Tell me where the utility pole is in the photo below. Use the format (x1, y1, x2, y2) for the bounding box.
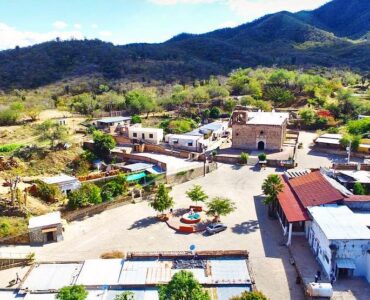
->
(347, 140, 352, 163)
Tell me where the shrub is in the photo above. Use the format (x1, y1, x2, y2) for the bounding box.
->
(240, 152, 249, 164)
(327, 127, 339, 134)
(264, 87, 294, 104)
(230, 291, 267, 300)
(101, 181, 124, 202)
(56, 285, 88, 300)
(36, 181, 63, 203)
(353, 182, 366, 195)
(100, 250, 125, 259)
(258, 153, 267, 161)
(92, 131, 116, 159)
(0, 108, 21, 126)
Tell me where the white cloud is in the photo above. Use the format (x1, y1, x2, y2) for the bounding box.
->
(99, 30, 113, 37)
(52, 20, 68, 30)
(149, 0, 217, 4)
(0, 22, 84, 50)
(226, 0, 330, 20)
(74, 23, 82, 29)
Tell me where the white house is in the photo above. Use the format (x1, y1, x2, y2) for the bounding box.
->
(128, 126, 164, 144)
(42, 174, 81, 195)
(165, 134, 207, 152)
(307, 205, 370, 282)
(188, 121, 229, 141)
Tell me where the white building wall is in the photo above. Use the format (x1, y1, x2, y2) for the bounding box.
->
(129, 128, 164, 144)
(308, 219, 370, 280)
(366, 253, 370, 283)
(165, 135, 203, 152)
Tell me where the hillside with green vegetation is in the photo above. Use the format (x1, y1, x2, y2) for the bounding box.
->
(0, 0, 369, 90)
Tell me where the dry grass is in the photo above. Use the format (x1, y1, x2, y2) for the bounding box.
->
(100, 250, 125, 259)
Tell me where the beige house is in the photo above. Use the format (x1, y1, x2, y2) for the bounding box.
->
(231, 109, 289, 151)
(28, 212, 63, 244)
(128, 126, 164, 144)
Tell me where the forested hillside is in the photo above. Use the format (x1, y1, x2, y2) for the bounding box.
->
(0, 0, 369, 90)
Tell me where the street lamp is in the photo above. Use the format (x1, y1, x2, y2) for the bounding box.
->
(346, 140, 352, 163)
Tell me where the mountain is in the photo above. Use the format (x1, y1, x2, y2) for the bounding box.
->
(0, 0, 369, 90)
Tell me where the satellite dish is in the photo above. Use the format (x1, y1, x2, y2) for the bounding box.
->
(189, 244, 196, 251)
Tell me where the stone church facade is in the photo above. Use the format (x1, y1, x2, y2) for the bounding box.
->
(231, 109, 289, 151)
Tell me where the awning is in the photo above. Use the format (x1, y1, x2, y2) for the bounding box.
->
(41, 227, 57, 233)
(336, 258, 356, 269)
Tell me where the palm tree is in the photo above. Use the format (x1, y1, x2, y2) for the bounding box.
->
(206, 197, 235, 222)
(261, 174, 284, 217)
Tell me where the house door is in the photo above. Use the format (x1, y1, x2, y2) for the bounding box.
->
(46, 232, 54, 242)
(258, 141, 265, 150)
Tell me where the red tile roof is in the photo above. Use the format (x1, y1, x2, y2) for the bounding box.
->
(344, 195, 370, 202)
(288, 171, 344, 207)
(277, 175, 310, 222)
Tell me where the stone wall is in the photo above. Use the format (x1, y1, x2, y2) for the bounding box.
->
(166, 162, 217, 185)
(232, 124, 285, 150)
(29, 224, 63, 245)
(0, 232, 30, 245)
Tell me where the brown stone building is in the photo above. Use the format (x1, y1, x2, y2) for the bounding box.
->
(231, 109, 289, 151)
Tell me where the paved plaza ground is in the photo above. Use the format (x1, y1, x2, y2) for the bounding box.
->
(0, 131, 366, 299)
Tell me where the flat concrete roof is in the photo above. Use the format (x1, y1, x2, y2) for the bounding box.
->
(246, 111, 289, 126)
(42, 174, 78, 185)
(28, 212, 62, 229)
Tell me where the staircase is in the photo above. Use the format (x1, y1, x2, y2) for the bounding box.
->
(247, 156, 259, 166)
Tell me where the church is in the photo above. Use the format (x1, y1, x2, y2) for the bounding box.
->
(231, 108, 289, 151)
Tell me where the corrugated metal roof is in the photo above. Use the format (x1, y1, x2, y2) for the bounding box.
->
(217, 286, 251, 300)
(119, 260, 160, 285)
(24, 293, 57, 300)
(106, 289, 159, 300)
(97, 117, 131, 123)
(308, 205, 370, 240)
(22, 263, 82, 291)
(76, 259, 124, 286)
(28, 212, 62, 229)
(315, 137, 341, 145)
(277, 175, 310, 223)
(289, 171, 344, 207)
(209, 259, 251, 285)
(0, 291, 20, 300)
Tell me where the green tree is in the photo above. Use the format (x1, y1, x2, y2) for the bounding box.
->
(36, 120, 69, 148)
(36, 181, 63, 203)
(206, 197, 235, 222)
(158, 270, 210, 300)
(269, 69, 296, 87)
(224, 99, 237, 113)
(150, 183, 174, 214)
(299, 108, 316, 127)
(68, 183, 102, 209)
(101, 181, 124, 202)
(262, 174, 284, 217)
(230, 291, 267, 300)
(247, 78, 263, 98)
(56, 285, 88, 300)
(347, 118, 370, 135)
(353, 182, 366, 195)
(114, 291, 135, 300)
(125, 90, 156, 117)
(0, 108, 21, 126)
(228, 68, 251, 95)
(209, 107, 220, 119)
(92, 131, 116, 159)
(186, 185, 208, 205)
(340, 134, 360, 151)
(70, 93, 99, 115)
(264, 87, 294, 105)
(131, 115, 142, 124)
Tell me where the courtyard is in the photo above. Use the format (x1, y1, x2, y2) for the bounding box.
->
(0, 131, 364, 299)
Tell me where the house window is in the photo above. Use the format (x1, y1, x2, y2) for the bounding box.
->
(142, 133, 145, 139)
(133, 133, 137, 137)
(149, 134, 154, 138)
(173, 140, 179, 144)
(188, 142, 193, 146)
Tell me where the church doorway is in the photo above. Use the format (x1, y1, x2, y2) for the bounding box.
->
(258, 141, 265, 150)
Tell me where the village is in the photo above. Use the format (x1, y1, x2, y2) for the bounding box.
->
(0, 95, 370, 300)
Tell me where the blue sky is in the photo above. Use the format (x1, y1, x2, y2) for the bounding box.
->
(0, 0, 330, 49)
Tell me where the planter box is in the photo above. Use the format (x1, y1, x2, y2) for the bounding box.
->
(179, 226, 194, 233)
(189, 205, 203, 212)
